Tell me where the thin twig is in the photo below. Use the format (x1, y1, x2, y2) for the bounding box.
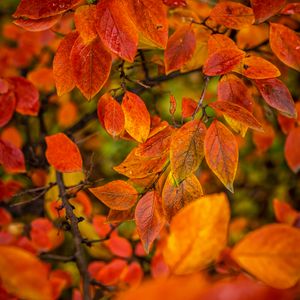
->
(56, 171, 91, 300)
(192, 76, 210, 119)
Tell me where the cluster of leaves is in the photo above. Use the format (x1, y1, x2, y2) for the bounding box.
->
(0, 0, 300, 299)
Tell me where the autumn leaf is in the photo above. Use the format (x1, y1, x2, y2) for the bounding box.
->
(163, 0, 187, 8)
(89, 180, 138, 210)
(0, 245, 52, 300)
(107, 231, 133, 258)
(70, 36, 112, 99)
(126, 0, 168, 49)
(182, 97, 198, 119)
(209, 2, 254, 30)
(281, 3, 300, 15)
(53, 31, 78, 96)
(0, 139, 25, 173)
(122, 92, 150, 143)
(250, 0, 286, 23)
(103, 96, 125, 138)
(0, 91, 16, 127)
(163, 193, 230, 274)
(204, 120, 238, 192)
(232, 223, 300, 289)
(236, 56, 281, 79)
(135, 191, 165, 253)
(207, 34, 239, 56)
(96, 0, 138, 62)
(8, 76, 40, 116)
(273, 199, 299, 226)
(13, 15, 60, 32)
(170, 120, 206, 184)
(162, 172, 203, 221)
(209, 101, 263, 131)
(254, 78, 296, 118)
(114, 148, 168, 179)
(74, 5, 97, 44)
(13, 0, 81, 19)
(45, 133, 82, 173)
(164, 25, 196, 74)
(284, 127, 300, 173)
(270, 23, 300, 72)
(203, 48, 245, 76)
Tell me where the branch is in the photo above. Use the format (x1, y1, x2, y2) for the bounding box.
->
(56, 171, 91, 300)
(192, 76, 210, 119)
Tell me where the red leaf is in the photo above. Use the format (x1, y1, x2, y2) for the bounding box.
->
(135, 191, 165, 253)
(45, 133, 82, 172)
(53, 31, 78, 96)
(0, 139, 25, 173)
(254, 78, 296, 118)
(122, 92, 150, 143)
(270, 23, 300, 72)
(281, 3, 300, 15)
(163, 0, 187, 8)
(169, 94, 177, 116)
(13, 15, 60, 32)
(284, 127, 300, 173)
(209, 2, 254, 30)
(207, 34, 238, 56)
(250, 0, 286, 23)
(0, 91, 16, 127)
(103, 97, 125, 138)
(203, 48, 245, 76)
(107, 231, 132, 258)
(182, 97, 197, 118)
(8, 77, 40, 116)
(13, 0, 81, 19)
(74, 5, 97, 44)
(96, 0, 138, 62)
(70, 36, 112, 99)
(164, 25, 196, 74)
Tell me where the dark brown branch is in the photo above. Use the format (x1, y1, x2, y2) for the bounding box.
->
(192, 76, 210, 119)
(56, 171, 91, 300)
(39, 253, 75, 262)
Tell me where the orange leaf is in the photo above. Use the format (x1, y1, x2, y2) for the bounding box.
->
(13, 0, 81, 19)
(0, 246, 52, 300)
(122, 92, 150, 143)
(163, 193, 230, 274)
(102, 97, 125, 138)
(0, 78, 9, 94)
(169, 94, 177, 116)
(74, 5, 98, 44)
(70, 36, 112, 99)
(232, 224, 300, 289)
(203, 48, 245, 76)
(0, 126, 23, 148)
(207, 34, 238, 56)
(250, 0, 286, 23)
(53, 31, 78, 96)
(204, 120, 238, 192)
(127, 0, 168, 49)
(170, 120, 206, 184)
(13, 15, 60, 32)
(89, 180, 138, 210)
(97, 93, 112, 128)
(8, 76, 40, 116)
(209, 2, 254, 30)
(135, 191, 165, 253)
(164, 25, 196, 74)
(162, 173, 203, 221)
(28, 67, 55, 93)
(209, 101, 262, 131)
(273, 199, 299, 226)
(254, 78, 296, 118)
(57, 101, 78, 128)
(0, 139, 25, 173)
(284, 127, 300, 173)
(135, 126, 173, 157)
(163, 0, 187, 8)
(0, 91, 15, 127)
(96, 0, 138, 62)
(236, 55, 281, 79)
(270, 23, 300, 72)
(45, 133, 82, 172)
(182, 97, 197, 118)
(114, 148, 168, 179)
(281, 3, 300, 15)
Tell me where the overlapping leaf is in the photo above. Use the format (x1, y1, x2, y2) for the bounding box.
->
(170, 120, 206, 184)
(0, 91, 15, 127)
(204, 120, 238, 192)
(284, 127, 300, 173)
(163, 193, 230, 274)
(250, 0, 286, 23)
